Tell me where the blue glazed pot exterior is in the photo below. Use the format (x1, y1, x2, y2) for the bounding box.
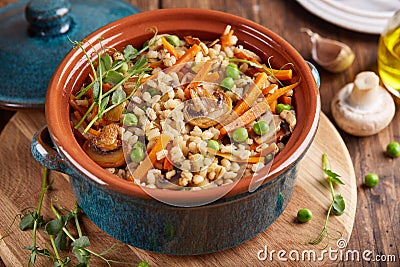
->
(69, 157, 297, 255)
(31, 125, 301, 255)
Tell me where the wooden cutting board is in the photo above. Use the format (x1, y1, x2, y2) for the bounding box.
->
(0, 111, 356, 267)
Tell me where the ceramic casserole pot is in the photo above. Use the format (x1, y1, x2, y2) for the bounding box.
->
(31, 8, 320, 255)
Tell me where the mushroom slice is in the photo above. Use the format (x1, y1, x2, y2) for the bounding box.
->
(83, 123, 125, 167)
(183, 86, 232, 128)
(331, 71, 395, 136)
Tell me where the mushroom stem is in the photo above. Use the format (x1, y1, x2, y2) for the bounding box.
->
(348, 71, 380, 109)
(331, 71, 395, 136)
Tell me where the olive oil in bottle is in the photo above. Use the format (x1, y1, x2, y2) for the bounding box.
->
(378, 10, 400, 92)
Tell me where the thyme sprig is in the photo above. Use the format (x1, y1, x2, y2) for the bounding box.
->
(307, 153, 346, 248)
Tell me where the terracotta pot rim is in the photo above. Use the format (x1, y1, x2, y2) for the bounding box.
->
(46, 8, 320, 202)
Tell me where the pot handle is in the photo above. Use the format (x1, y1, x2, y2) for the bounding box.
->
(306, 61, 320, 89)
(31, 125, 68, 174)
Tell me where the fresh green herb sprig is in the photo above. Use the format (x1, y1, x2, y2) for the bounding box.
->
(227, 57, 293, 86)
(18, 168, 149, 266)
(71, 28, 158, 134)
(307, 153, 346, 248)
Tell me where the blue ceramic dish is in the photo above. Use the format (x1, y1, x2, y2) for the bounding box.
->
(0, 0, 139, 109)
(31, 9, 320, 255)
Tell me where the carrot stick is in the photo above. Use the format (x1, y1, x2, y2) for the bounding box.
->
(132, 134, 171, 181)
(220, 29, 234, 48)
(233, 52, 292, 80)
(183, 60, 212, 99)
(233, 72, 268, 115)
(266, 81, 299, 106)
(161, 36, 179, 59)
(204, 72, 220, 83)
(163, 158, 174, 171)
(279, 95, 292, 106)
(88, 128, 101, 136)
(270, 99, 278, 114)
(220, 99, 269, 136)
(261, 84, 278, 96)
(164, 44, 201, 75)
(217, 72, 268, 132)
(212, 150, 264, 164)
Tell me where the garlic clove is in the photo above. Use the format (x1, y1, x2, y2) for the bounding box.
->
(301, 28, 355, 73)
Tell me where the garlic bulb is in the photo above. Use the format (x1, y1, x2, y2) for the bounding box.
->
(301, 28, 355, 73)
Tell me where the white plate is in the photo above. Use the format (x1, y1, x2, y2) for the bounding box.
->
(296, 0, 400, 34)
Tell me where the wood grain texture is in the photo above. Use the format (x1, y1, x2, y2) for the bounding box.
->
(0, 0, 399, 266)
(0, 111, 356, 266)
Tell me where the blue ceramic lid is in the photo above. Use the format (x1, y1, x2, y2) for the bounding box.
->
(0, 0, 139, 110)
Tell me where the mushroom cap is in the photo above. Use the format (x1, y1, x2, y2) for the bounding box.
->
(331, 82, 395, 136)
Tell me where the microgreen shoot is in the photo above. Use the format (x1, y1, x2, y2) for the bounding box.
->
(307, 153, 346, 248)
(70, 28, 157, 133)
(227, 57, 294, 86)
(18, 168, 149, 266)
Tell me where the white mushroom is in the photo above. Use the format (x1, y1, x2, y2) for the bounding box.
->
(331, 71, 395, 136)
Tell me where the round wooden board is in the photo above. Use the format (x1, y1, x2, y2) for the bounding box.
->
(0, 111, 356, 266)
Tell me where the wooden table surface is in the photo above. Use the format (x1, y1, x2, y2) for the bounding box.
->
(0, 0, 399, 266)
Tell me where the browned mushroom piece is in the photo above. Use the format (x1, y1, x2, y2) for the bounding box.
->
(82, 123, 125, 167)
(183, 85, 232, 128)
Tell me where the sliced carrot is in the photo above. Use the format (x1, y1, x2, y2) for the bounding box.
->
(88, 128, 101, 136)
(165, 44, 201, 74)
(213, 150, 264, 164)
(102, 83, 113, 93)
(220, 99, 269, 136)
(218, 72, 268, 132)
(233, 52, 293, 80)
(204, 71, 220, 83)
(148, 60, 164, 69)
(249, 142, 258, 152)
(253, 143, 277, 158)
(270, 99, 278, 114)
(220, 29, 234, 48)
(175, 44, 200, 65)
(266, 81, 299, 106)
(279, 95, 292, 106)
(132, 134, 171, 181)
(261, 84, 278, 97)
(161, 36, 179, 59)
(183, 60, 212, 99)
(163, 157, 174, 172)
(233, 72, 268, 115)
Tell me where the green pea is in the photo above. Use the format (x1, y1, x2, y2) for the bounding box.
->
(123, 113, 138, 126)
(364, 173, 379, 187)
(147, 88, 158, 97)
(207, 140, 220, 151)
(137, 261, 150, 267)
(130, 144, 145, 163)
(276, 103, 291, 114)
(265, 153, 273, 163)
(165, 35, 180, 47)
(232, 127, 248, 143)
(226, 63, 240, 79)
(386, 141, 400, 158)
(253, 120, 269, 135)
(220, 77, 235, 91)
(117, 62, 128, 73)
(297, 208, 312, 223)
